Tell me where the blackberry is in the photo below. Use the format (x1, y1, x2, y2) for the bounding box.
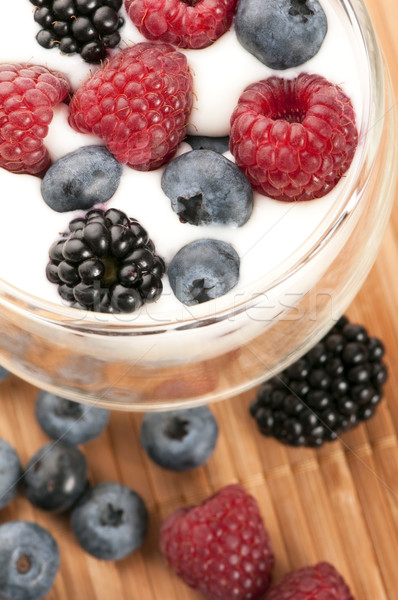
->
(46, 208, 165, 313)
(29, 0, 124, 64)
(250, 317, 388, 447)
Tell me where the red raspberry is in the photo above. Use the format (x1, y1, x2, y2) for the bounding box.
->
(69, 42, 193, 171)
(230, 73, 358, 201)
(265, 562, 355, 599)
(160, 484, 274, 600)
(0, 64, 70, 176)
(125, 0, 238, 50)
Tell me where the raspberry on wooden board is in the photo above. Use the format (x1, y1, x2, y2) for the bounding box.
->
(230, 73, 358, 201)
(68, 42, 193, 170)
(160, 484, 274, 600)
(265, 562, 355, 600)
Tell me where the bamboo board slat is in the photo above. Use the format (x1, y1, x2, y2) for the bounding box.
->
(1, 0, 398, 598)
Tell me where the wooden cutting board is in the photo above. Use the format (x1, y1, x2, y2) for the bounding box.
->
(1, 0, 398, 598)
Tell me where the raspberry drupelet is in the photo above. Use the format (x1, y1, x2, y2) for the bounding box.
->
(68, 42, 193, 171)
(230, 73, 358, 201)
(0, 63, 70, 176)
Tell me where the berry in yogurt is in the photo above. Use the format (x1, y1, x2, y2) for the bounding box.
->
(161, 149, 253, 226)
(230, 73, 358, 200)
(68, 41, 193, 171)
(235, 0, 328, 69)
(46, 207, 166, 313)
(124, 0, 239, 49)
(41, 145, 122, 212)
(167, 239, 240, 306)
(31, 0, 125, 64)
(0, 63, 69, 175)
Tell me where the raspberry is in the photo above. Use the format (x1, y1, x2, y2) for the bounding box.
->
(68, 42, 193, 170)
(124, 0, 238, 49)
(230, 73, 358, 201)
(250, 316, 388, 447)
(265, 562, 355, 599)
(160, 484, 274, 600)
(0, 64, 70, 176)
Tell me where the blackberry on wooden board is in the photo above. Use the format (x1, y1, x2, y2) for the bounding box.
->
(30, 0, 124, 63)
(46, 207, 165, 313)
(250, 316, 388, 447)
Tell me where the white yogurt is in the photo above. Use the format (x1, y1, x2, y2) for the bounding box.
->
(0, 0, 370, 335)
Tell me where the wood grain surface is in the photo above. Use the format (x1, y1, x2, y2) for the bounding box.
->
(1, 1, 398, 599)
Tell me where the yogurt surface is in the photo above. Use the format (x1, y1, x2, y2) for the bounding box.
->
(0, 0, 370, 324)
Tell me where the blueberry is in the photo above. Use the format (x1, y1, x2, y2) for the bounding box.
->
(23, 442, 88, 513)
(0, 521, 60, 600)
(185, 135, 230, 154)
(235, 0, 328, 70)
(161, 150, 253, 227)
(0, 364, 10, 381)
(140, 406, 218, 471)
(0, 439, 21, 509)
(70, 482, 148, 560)
(41, 145, 122, 213)
(35, 391, 110, 445)
(167, 239, 240, 306)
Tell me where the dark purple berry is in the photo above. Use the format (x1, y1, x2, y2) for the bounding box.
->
(46, 208, 164, 314)
(250, 317, 388, 447)
(31, 0, 125, 64)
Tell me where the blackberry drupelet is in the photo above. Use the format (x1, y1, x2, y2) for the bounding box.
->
(250, 316, 388, 447)
(29, 0, 124, 64)
(46, 207, 165, 313)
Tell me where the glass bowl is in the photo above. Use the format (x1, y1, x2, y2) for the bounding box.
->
(0, 0, 396, 410)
